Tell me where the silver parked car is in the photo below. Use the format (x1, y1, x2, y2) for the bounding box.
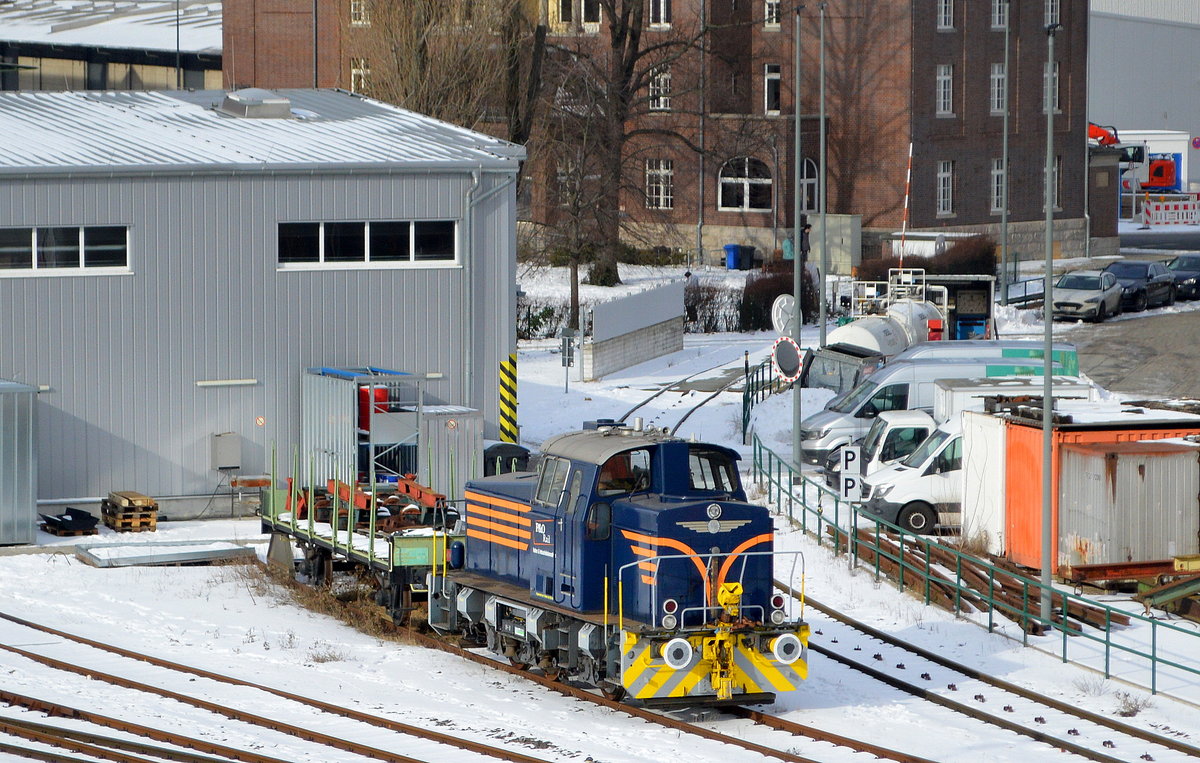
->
(1052, 270, 1123, 322)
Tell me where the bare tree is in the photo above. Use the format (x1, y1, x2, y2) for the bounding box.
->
(352, 0, 545, 145)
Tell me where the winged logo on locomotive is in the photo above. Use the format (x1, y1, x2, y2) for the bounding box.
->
(427, 421, 810, 706)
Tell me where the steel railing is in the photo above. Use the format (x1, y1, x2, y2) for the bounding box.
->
(742, 357, 786, 443)
(751, 434, 1200, 697)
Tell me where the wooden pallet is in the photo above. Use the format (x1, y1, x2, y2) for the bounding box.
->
(106, 491, 158, 509)
(101, 500, 158, 532)
(102, 514, 157, 532)
(39, 523, 98, 537)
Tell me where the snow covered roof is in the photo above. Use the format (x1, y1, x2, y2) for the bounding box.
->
(0, 88, 526, 175)
(1002, 398, 1200, 429)
(0, 0, 221, 54)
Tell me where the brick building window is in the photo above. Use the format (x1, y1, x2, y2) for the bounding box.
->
(935, 64, 953, 116)
(989, 63, 1006, 114)
(558, 0, 573, 23)
(991, 0, 1008, 29)
(645, 159, 674, 209)
(650, 0, 671, 27)
(936, 0, 953, 30)
(990, 158, 1006, 213)
(1045, 0, 1060, 26)
(350, 0, 370, 26)
(1043, 60, 1059, 113)
(649, 65, 671, 111)
(583, 0, 600, 24)
(765, 0, 780, 27)
(350, 58, 370, 93)
(936, 160, 955, 216)
(764, 64, 781, 114)
(719, 157, 772, 212)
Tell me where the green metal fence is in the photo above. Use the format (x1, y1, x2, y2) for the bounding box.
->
(742, 357, 785, 443)
(751, 434, 1200, 697)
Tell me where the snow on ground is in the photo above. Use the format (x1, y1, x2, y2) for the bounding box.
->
(4, 249, 1200, 761)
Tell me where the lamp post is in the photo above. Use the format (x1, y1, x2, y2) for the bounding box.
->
(792, 3, 805, 473)
(175, 0, 181, 90)
(818, 2, 828, 347)
(1041, 22, 1061, 623)
(1000, 0, 1011, 305)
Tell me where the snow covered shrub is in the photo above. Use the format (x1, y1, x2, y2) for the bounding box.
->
(684, 279, 741, 333)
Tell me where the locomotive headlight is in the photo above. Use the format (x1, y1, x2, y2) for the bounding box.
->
(661, 613, 678, 629)
(661, 638, 694, 670)
(770, 633, 803, 665)
(770, 608, 786, 625)
(706, 503, 722, 520)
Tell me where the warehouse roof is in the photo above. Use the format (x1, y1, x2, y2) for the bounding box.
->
(0, 88, 525, 174)
(0, 0, 221, 54)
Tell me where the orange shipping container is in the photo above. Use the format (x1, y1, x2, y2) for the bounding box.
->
(1004, 418, 1200, 570)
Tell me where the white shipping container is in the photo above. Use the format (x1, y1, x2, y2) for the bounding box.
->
(932, 376, 1095, 424)
(1057, 441, 1200, 568)
(960, 411, 1008, 555)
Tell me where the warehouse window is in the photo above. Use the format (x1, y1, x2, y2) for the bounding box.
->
(278, 220, 457, 268)
(0, 225, 128, 273)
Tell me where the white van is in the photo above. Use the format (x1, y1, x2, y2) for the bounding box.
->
(860, 417, 963, 534)
(798, 357, 1073, 464)
(804, 339, 1078, 395)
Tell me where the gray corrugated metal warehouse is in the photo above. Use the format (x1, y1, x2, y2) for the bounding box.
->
(0, 88, 523, 516)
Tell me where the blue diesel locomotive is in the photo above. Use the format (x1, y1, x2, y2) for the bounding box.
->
(428, 422, 809, 706)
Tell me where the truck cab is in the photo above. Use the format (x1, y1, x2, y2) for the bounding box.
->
(860, 418, 964, 534)
(823, 410, 935, 487)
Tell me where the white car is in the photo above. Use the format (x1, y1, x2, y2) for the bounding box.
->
(1051, 270, 1123, 322)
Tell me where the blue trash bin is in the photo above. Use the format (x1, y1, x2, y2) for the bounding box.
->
(724, 243, 741, 269)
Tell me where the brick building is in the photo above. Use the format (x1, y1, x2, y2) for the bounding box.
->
(223, 0, 1103, 265)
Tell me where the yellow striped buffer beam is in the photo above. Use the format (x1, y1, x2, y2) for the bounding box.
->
(619, 623, 809, 703)
(499, 354, 518, 443)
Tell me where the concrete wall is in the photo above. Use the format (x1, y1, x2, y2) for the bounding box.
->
(582, 317, 685, 382)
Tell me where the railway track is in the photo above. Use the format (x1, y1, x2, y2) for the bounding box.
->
(0, 611, 553, 763)
(616, 356, 748, 435)
(1, 606, 941, 763)
(776, 582, 1199, 763)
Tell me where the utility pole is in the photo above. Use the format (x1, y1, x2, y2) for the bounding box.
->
(1041, 22, 1061, 624)
(792, 3, 805, 473)
(1000, 0, 1012, 304)
(818, 2, 828, 347)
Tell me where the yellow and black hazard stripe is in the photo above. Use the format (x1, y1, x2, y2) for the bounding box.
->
(464, 490, 530, 551)
(499, 354, 518, 443)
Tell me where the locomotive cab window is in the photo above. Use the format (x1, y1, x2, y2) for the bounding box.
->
(688, 447, 739, 493)
(597, 449, 650, 495)
(535, 456, 571, 505)
(585, 501, 611, 540)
